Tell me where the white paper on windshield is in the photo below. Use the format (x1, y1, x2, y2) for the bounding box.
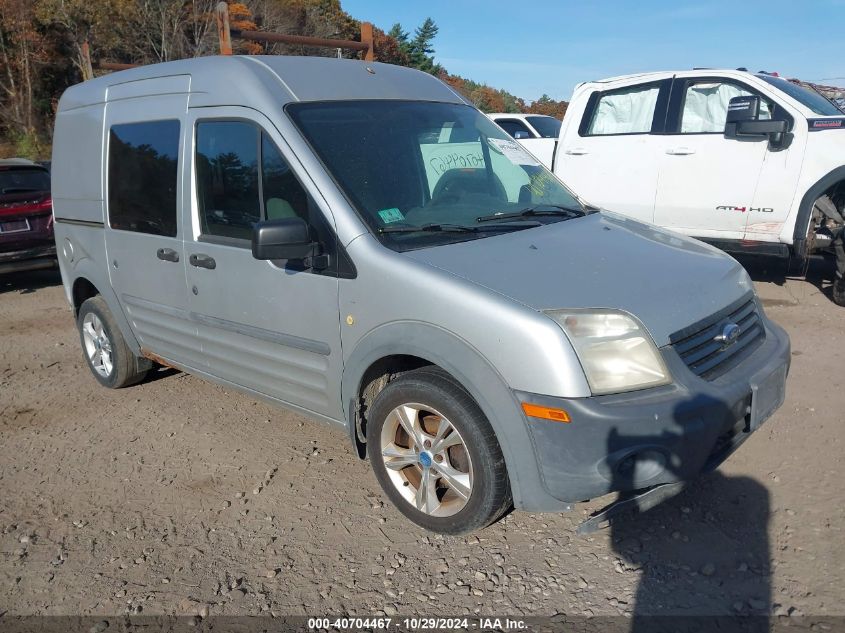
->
(487, 138, 540, 166)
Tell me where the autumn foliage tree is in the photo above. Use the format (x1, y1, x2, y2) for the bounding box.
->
(524, 93, 568, 120)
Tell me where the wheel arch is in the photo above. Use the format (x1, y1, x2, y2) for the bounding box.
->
(792, 166, 845, 258)
(341, 321, 568, 512)
(67, 264, 142, 355)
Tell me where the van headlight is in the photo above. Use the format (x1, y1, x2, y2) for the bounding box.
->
(545, 309, 671, 395)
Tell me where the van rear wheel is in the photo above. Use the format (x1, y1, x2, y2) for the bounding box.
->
(77, 296, 151, 388)
(367, 367, 511, 534)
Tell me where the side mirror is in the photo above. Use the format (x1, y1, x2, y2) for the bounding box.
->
(513, 130, 532, 140)
(725, 95, 789, 147)
(252, 217, 316, 261)
(726, 95, 760, 125)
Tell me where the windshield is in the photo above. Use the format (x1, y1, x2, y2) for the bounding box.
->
(0, 168, 50, 196)
(758, 76, 843, 116)
(526, 115, 561, 138)
(287, 101, 584, 251)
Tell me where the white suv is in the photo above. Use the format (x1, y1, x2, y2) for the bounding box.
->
(548, 70, 845, 304)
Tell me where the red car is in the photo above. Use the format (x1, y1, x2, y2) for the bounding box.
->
(0, 159, 56, 274)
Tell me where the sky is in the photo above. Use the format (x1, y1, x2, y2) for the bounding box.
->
(343, 0, 845, 103)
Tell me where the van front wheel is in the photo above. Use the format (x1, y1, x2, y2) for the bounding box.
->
(367, 367, 511, 534)
(77, 296, 151, 388)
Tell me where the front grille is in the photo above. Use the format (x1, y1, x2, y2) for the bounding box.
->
(670, 295, 765, 381)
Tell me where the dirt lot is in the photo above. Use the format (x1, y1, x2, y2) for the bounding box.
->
(1, 259, 843, 621)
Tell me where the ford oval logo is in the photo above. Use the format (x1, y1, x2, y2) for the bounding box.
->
(714, 323, 741, 348)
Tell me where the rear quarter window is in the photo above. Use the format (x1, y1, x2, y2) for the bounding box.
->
(108, 120, 180, 237)
(583, 83, 661, 135)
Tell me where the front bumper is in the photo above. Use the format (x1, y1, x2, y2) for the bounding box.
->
(518, 316, 790, 504)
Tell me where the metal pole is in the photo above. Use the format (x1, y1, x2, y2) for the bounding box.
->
(216, 2, 233, 56)
(231, 29, 369, 51)
(361, 21, 374, 62)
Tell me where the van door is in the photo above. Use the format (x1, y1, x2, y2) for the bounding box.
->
(183, 108, 345, 421)
(554, 80, 670, 222)
(652, 78, 776, 241)
(103, 93, 201, 368)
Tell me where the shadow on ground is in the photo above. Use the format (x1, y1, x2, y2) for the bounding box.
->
(607, 397, 772, 631)
(735, 253, 834, 304)
(0, 268, 62, 295)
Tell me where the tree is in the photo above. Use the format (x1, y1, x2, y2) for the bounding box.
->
(387, 17, 440, 74)
(387, 23, 406, 44)
(525, 94, 568, 120)
(0, 0, 51, 154)
(35, 0, 128, 80)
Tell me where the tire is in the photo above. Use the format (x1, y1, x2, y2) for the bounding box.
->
(833, 276, 845, 307)
(77, 296, 151, 388)
(367, 367, 511, 534)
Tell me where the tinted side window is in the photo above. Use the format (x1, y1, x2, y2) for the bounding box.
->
(261, 133, 309, 221)
(108, 120, 180, 237)
(586, 84, 660, 135)
(496, 119, 533, 138)
(196, 121, 261, 240)
(680, 81, 772, 133)
(195, 121, 316, 243)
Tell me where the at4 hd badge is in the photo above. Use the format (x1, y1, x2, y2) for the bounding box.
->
(717, 205, 774, 213)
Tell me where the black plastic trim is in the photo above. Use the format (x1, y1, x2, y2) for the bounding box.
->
(701, 238, 790, 258)
(54, 217, 104, 228)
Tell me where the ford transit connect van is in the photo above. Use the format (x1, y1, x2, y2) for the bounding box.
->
(52, 57, 790, 534)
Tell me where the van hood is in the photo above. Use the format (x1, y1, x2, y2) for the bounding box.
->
(403, 212, 752, 347)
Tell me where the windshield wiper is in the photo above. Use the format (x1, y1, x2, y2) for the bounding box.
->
(379, 223, 480, 234)
(379, 222, 539, 235)
(476, 205, 585, 223)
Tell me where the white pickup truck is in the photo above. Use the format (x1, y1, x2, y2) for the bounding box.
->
(497, 70, 845, 305)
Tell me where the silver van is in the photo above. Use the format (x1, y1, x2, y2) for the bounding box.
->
(52, 56, 790, 534)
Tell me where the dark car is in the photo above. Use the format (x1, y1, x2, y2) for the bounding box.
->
(0, 159, 56, 274)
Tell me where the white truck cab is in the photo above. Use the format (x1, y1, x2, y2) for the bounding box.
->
(537, 70, 845, 304)
(487, 113, 560, 168)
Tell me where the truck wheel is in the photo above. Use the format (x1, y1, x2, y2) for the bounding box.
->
(77, 296, 151, 388)
(367, 367, 512, 534)
(834, 277, 845, 307)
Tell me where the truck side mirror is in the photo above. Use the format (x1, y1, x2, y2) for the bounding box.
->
(513, 130, 532, 140)
(252, 217, 317, 261)
(724, 95, 789, 148)
(726, 95, 760, 125)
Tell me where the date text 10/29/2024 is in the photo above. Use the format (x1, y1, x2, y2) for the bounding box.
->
(308, 617, 528, 631)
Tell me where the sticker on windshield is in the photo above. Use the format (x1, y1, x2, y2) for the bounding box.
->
(378, 207, 405, 224)
(487, 138, 540, 166)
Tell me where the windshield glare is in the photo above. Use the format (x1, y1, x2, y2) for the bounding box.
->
(526, 115, 561, 138)
(758, 76, 843, 116)
(288, 101, 583, 250)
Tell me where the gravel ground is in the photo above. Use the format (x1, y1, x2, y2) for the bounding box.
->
(0, 259, 843, 621)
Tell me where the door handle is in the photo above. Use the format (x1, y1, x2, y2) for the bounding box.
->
(565, 147, 590, 155)
(665, 147, 696, 155)
(189, 253, 216, 270)
(156, 248, 180, 263)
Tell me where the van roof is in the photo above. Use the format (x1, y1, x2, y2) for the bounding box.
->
(58, 55, 466, 111)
